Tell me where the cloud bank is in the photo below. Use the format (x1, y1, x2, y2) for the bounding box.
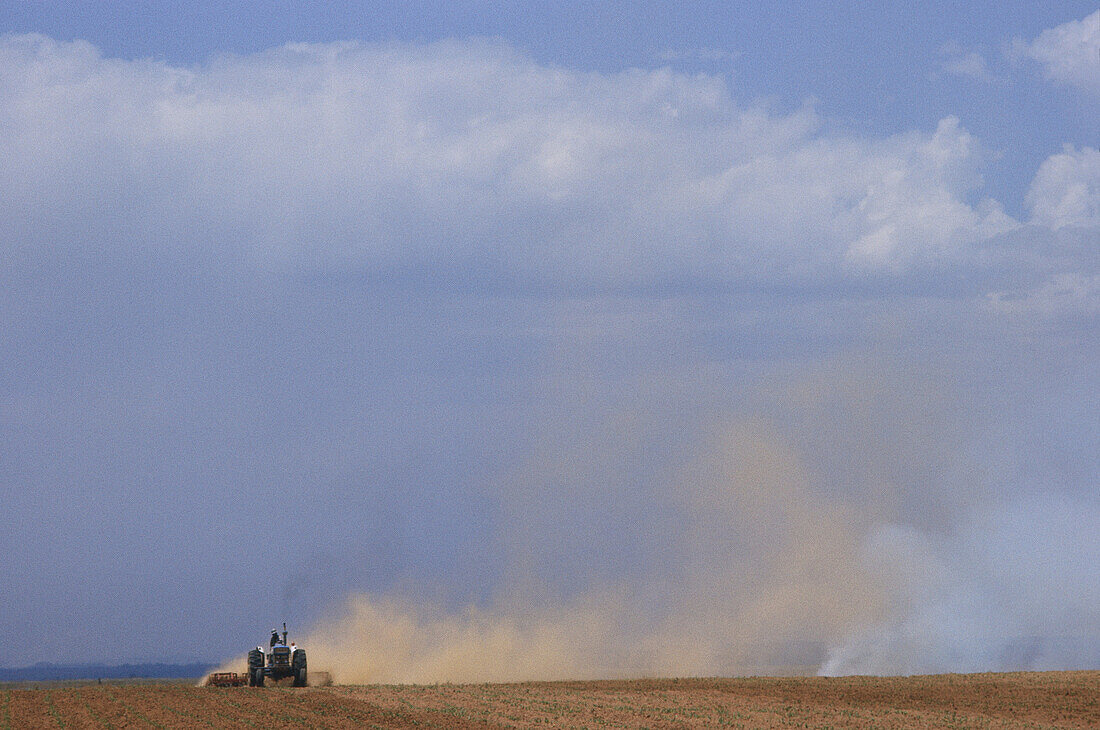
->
(2, 31, 1093, 314)
(2, 32, 1081, 289)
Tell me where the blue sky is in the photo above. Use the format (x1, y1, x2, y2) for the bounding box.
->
(0, 3, 1097, 677)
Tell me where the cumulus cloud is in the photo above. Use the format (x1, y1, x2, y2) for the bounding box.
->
(1020, 10, 1100, 95)
(0, 33, 1024, 291)
(1026, 145, 1100, 229)
(938, 42, 993, 82)
(968, 145, 1100, 317)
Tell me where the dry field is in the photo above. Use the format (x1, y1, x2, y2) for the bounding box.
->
(1, 671, 1096, 728)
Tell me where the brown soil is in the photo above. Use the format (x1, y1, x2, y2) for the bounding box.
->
(2, 670, 1096, 728)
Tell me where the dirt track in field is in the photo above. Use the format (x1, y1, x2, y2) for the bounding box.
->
(2, 671, 1096, 728)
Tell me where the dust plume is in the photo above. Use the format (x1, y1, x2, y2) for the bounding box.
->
(237, 362, 1097, 682)
(300, 420, 888, 684)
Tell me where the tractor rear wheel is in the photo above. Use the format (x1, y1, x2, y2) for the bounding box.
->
(291, 649, 307, 687)
(247, 648, 264, 686)
(253, 668, 265, 687)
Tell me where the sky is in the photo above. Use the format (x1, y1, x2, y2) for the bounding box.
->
(0, 3, 1097, 676)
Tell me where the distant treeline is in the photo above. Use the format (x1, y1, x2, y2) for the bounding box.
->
(0, 663, 215, 682)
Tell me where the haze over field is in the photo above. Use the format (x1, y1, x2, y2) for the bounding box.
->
(2, 3, 1097, 679)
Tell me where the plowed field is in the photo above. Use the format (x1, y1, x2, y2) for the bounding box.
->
(2, 671, 1096, 728)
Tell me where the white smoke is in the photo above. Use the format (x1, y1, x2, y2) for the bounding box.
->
(823, 495, 1100, 674)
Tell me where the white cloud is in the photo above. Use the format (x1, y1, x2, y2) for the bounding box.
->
(1021, 10, 1100, 94)
(0, 34, 1027, 291)
(1026, 145, 1100, 229)
(1, 33, 1095, 313)
(944, 51, 991, 80)
(938, 42, 993, 82)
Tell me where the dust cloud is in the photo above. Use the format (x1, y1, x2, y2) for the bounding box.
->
(299, 420, 890, 684)
(237, 363, 1097, 682)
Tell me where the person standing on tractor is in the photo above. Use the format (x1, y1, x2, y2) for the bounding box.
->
(270, 628, 280, 647)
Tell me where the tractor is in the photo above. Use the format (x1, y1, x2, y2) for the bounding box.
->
(247, 623, 308, 687)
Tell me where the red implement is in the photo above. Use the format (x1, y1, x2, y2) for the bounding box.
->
(207, 672, 247, 687)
